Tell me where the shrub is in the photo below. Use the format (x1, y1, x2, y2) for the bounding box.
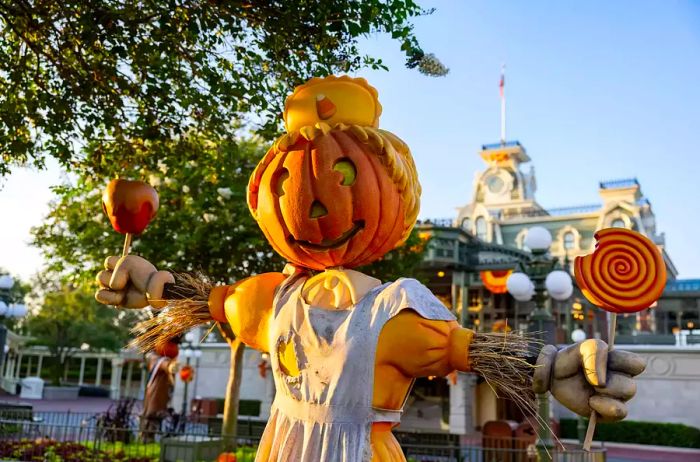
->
(560, 418, 700, 448)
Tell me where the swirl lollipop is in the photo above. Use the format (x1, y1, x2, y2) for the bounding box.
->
(575, 228, 666, 449)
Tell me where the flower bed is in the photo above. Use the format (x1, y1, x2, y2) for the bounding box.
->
(0, 439, 259, 462)
(0, 439, 152, 462)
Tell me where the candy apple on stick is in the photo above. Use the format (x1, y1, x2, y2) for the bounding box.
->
(102, 179, 159, 256)
(574, 228, 667, 450)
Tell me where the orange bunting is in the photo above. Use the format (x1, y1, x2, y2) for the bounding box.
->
(480, 270, 512, 294)
(574, 228, 666, 314)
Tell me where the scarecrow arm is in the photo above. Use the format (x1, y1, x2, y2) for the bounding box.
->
(377, 310, 474, 377)
(378, 309, 539, 416)
(208, 272, 287, 352)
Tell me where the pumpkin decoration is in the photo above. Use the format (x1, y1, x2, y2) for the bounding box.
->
(491, 319, 512, 333)
(179, 364, 194, 383)
(217, 453, 237, 462)
(480, 270, 513, 294)
(248, 76, 421, 270)
(154, 341, 179, 359)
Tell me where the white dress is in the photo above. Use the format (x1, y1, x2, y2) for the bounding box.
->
(255, 274, 455, 462)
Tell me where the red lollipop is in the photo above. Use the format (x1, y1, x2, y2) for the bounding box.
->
(574, 228, 667, 450)
(102, 179, 159, 255)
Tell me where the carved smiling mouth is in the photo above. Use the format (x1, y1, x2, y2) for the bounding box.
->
(288, 220, 365, 251)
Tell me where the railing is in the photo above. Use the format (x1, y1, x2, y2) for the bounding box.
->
(0, 412, 260, 462)
(482, 140, 522, 150)
(599, 178, 639, 190)
(502, 205, 601, 219)
(0, 412, 608, 462)
(417, 218, 455, 227)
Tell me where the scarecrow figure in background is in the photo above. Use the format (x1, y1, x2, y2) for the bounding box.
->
(139, 340, 178, 442)
(97, 76, 646, 461)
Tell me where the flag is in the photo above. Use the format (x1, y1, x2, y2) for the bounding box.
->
(499, 67, 505, 98)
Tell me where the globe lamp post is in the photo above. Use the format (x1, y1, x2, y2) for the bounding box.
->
(180, 331, 201, 420)
(506, 227, 573, 458)
(0, 275, 28, 376)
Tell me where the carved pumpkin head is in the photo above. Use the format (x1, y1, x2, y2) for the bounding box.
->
(247, 76, 420, 270)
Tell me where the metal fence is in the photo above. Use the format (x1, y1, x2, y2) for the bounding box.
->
(0, 411, 607, 462)
(0, 408, 265, 462)
(399, 434, 606, 462)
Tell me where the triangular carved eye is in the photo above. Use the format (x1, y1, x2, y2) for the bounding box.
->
(275, 168, 290, 196)
(333, 158, 356, 186)
(310, 201, 328, 218)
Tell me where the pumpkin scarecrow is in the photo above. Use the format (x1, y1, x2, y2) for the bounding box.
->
(96, 76, 646, 461)
(140, 340, 178, 442)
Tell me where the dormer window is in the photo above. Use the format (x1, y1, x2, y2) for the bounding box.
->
(461, 217, 472, 232)
(611, 218, 626, 228)
(563, 231, 575, 250)
(475, 216, 488, 241)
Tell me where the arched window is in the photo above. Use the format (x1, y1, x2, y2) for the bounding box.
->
(475, 217, 488, 241)
(461, 217, 472, 232)
(563, 231, 575, 250)
(611, 218, 626, 228)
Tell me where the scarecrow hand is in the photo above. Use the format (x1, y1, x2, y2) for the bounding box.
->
(533, 340, 646, 422)
(95, 255, 174, 309)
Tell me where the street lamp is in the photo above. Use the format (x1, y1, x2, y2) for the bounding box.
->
(506, 227, 573, 457)
(0, 275, 28, 376)
(191, 348, 203, 405)
(179, 331, 201, 420)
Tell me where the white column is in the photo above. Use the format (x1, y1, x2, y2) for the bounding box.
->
(95, 357, 103, 386)
(78, 357, 86, 386)
(125, 361, 134, 398)
(110, 358, 124, 400)
(3, 356, 12, 379)
(25, 356, 32, 377)
(138, 361, 147, 400)
(449, 372, 478, 435)
(36, 355, 43, 378)
(14, 354, 23, 379)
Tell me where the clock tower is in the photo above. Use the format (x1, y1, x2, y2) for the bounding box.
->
(456, 141, 541, 243)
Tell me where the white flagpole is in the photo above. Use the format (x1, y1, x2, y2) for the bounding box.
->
(500, 64, 506, 144)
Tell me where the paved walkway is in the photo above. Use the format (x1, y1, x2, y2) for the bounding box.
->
(561, 439, 700, 462)
(0, 395, 142, 413)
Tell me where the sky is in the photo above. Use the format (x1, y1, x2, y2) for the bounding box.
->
(1, 0, 699, 281)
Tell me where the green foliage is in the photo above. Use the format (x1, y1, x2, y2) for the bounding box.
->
(25, 285, 134, 385)
(560, 418, 700, 448)
(0, 0, 446, 177)
(361, 228, 430, 282)
(32, 134, 284, 285)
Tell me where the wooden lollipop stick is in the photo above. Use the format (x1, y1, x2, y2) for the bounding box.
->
(122, 232, 133, 257)
(583, 312, 617, 450)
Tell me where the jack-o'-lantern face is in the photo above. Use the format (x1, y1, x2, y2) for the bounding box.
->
(248, 129, 418, 270)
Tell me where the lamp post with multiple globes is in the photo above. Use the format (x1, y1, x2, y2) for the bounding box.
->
(0, 275, 28, 376)
(180, 331, 203, 419)
(506, 227, 574, 458)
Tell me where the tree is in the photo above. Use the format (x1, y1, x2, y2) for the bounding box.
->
(25, 284, 133, 385)
(32, 133, 283, 286)
(0, 0, 448, 177)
